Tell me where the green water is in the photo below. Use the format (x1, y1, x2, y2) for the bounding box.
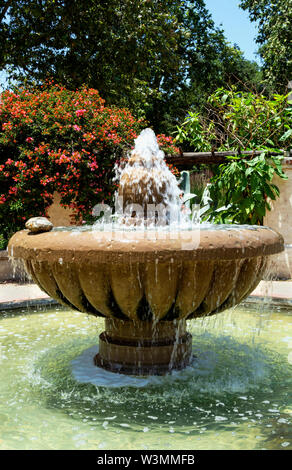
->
(0, 304, 291, 450)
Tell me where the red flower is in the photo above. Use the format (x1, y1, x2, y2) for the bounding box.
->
(75, 109, 86, 117)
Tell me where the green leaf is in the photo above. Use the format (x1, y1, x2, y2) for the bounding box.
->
(279, 129, 292, 142)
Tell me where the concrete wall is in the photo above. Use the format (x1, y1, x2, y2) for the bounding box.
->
(264, 157, 292, 279)
(46, 192, 75, 227)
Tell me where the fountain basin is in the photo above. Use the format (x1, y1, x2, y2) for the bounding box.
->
(1, 304, 292, 450)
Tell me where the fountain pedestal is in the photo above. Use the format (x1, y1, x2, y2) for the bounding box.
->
(94, 319, 192, 375)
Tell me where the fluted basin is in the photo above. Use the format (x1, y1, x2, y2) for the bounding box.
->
(8, 224, 284, 374)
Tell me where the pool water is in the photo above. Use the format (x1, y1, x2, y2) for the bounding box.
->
(0, 304, 291, 450)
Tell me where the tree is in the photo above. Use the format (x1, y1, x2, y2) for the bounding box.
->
(1, 1, 261, 132)
(240, 0, 292, 92)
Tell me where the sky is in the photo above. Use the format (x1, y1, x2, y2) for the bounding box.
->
(0, 1, 260, 88)
(205, 0, 260, 63)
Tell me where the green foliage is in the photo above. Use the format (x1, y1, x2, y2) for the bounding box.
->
(0, 233, 7, 250)
(207, 87, 292, 150)
(1, 0, 262, 133)
(239, 0, 292, 92)
(174, 88, 291, 224)
(174, 111, 215, 152)
(175, 87, 292, 151)
(205, 153, 288, 225)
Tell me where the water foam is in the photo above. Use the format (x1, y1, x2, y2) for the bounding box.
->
(71, 332, 276, 394)
(112, 128, 189, 229)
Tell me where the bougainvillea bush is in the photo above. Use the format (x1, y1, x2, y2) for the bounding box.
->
(0, 83, 179, 248)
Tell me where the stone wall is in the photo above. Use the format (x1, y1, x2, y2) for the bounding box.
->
(46, 192, 75, 227)
(264, 157, 292, 279)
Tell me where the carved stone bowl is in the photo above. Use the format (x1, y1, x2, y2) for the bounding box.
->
(8, 225, 284, 374)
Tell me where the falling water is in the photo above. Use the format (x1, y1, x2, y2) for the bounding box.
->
(112, 128, 191, 229)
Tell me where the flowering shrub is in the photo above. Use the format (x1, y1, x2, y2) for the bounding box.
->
(0, 83, 179, 247)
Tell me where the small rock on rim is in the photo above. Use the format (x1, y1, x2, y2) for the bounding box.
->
(25, 217, 53, 233)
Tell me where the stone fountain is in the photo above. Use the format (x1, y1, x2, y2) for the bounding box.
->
(8, 129, 284, 375)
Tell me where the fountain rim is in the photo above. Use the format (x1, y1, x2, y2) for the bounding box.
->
(8, 226, 284, 263)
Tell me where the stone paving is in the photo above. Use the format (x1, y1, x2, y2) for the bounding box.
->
(0, 282, 57, 310)
(250, 280, 292, 300)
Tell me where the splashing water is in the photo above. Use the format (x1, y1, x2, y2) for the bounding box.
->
(113, 128, 190, 228)
(133, 127, 164, 163)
